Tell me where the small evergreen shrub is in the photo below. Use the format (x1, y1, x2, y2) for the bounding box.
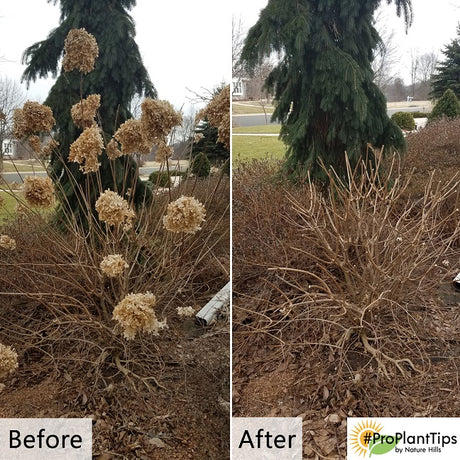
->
(148, 171, 171, 187)
(191, 152, 211, 177)
(391, 112, 416, 131)
(170, 169, 187, 178)
(428, 89, 460, 121)
(411, 111, 431, 119)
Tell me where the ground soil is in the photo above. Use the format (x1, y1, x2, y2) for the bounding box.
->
(233, 286, 460, 459)
(0, 305, 230, 459)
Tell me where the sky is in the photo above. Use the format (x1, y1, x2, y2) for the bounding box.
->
(0, 0, 231, 114)
(232, 0, 460, 83)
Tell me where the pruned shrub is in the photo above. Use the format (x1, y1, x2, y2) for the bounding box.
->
(233, 157, 460, 380)
(391, 111, 416, 130)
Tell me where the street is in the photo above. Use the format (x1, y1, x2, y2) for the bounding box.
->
(233, 105, 431, 127)
(1, 166, 162, 184)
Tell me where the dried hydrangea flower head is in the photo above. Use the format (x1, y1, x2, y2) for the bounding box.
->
(114, 119, 152, 155)
(95, 190, 135, 230)
(28, 135, 42, 153)
(22, 101, 55, 133)
(42, 138, 60, 158)
(100, 254, 129, 278)
(71, 94, 101, 129)
(141, 98, 182, 143)
(163, 195, 206, 234)
(194, 132, 204, 144)
(176, 306, 195, 317)
(0, 235, 16, 250)
(63, 28, 99, 74)
(23, 176, 54, 208)
(13, 102, 55, 139)
(0, 343, 18, 378)
(69, 125, 104, 173)
(155, 140, 173, 163)
(218, 112, 230, 151)
(0, 110, 5, 122)
(196, 85, 230, 149)
(12, 109, 27, 139)
(113, 292, 167, 340)
(106, 138, 123, 159)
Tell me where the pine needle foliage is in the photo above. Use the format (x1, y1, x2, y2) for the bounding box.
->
(428, 89, 460, 121)
(21, 0, 156, 225)
(430, 25, 460, 100)
(241, 0, 412, 182)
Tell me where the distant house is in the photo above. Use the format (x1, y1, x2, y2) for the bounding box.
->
(1, 138, 18, 159)
(232, 79, 247, 100)
(1, 135, 51, 159)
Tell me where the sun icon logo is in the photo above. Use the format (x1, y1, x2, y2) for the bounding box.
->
(349, 420, 383, 458)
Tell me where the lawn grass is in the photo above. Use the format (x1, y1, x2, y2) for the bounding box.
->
(0, 191, 19, 222)
(232, 124, 281, 134)
(1, 162, 45, 173)
(232, 103, 274, 115)
(232, 135, 287, 164)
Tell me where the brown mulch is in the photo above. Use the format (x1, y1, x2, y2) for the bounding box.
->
(0, 304, 230, 459)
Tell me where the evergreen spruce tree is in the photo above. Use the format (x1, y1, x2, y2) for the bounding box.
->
(241, 0, 412, 181)
(191, 121, 229, 164)
(191, 85, 230, 165)
(428, 88, 460, 121)
(21, 0, 156, 225)
(430, 25, 460, 100)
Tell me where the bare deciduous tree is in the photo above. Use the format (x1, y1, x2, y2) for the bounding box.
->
(232, 17, 247, 81)
(409, 50, 439, 99)
(372, 10, 400, 89)
(0, 77, 26, 170)
(416, 52, 438, 83)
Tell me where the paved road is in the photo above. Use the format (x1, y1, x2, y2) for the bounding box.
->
(233, 114, 278, 127)
(234, 106, 430, 127)
(1, 166, 162, 184)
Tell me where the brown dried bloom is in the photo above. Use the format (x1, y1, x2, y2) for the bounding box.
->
(114, 119, 152, 155)
(194, 132, 204, 143)
(163, 196, 206, 234)
(196, 85, 230, 149)
(13, 108, 27, 139)
(95, 190, 135, 230)
(176, 306, 195, 318)
(141, 98, 182, 143)
(100, 254, 129, 277)
(63, 28, 99, 74)
(71, 94, 101, 129)
(69, 125, 104, 173)
(0, 110, 5, 122)
(113, 292, 167, 340)
(28, 135, 42, 153)
(218, 111, 230, 150)
(22, 101, 55, 133)
(23, 176, 54, 208)
(42, 138, 60, 157)
(155, 140, 173, 163)
(0, 235, 16, 250)
(0, 343, 18, 378)
(106, 138, 123, 159)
